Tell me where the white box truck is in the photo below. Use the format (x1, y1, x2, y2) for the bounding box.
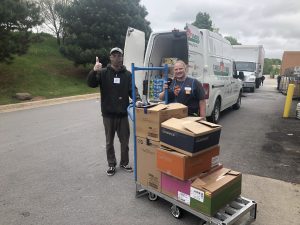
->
(124, 24, 243, 123)
(232, 45, 265, 92)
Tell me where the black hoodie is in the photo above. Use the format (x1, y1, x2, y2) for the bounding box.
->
(87, 64, 141, 117)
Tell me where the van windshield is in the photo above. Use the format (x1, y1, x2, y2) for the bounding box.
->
(236, 61, 255, 72)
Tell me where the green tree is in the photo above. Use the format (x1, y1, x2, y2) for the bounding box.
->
(192, 12, 213, 31)
(225, 36, 241, 45)
(263, 58, 281, 75)
(58, 0, 151, 66)
(0, 0, 43, 63)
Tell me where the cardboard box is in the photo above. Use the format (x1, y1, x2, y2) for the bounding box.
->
(136, 103, 188, 141)
(156, 145, 220, 180)
(190, 168, 242, 216)
(160, 118, 222, 156)
(136, 137, 161, 192)
(161, 173, 193, 205)
(161, 164, 223, 205)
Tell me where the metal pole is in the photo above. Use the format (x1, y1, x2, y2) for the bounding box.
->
(131, 63, 137, 181)
(164, 64, 169, 104)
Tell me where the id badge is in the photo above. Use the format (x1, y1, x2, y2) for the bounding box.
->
(114, 77, 120, 84)
(185, 87, 191, 94)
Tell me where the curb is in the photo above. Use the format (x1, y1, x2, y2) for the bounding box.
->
(0, 93, 99, 113)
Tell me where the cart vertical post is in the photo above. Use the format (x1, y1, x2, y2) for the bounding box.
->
(131, 63, 138, 181)
(164, 64, 169, 104)
(130, 64, 168, 182)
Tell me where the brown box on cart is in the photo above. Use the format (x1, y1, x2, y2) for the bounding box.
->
(156, 145, 220, 180)
(135, 103, 188, 141)
(136, 136, 161, 192)
(160, 118, 222, 156)
(190, 168, 242, 216)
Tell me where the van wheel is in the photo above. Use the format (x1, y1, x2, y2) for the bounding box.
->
(233, 93, 241, 110)
(210, 99, 221, 123)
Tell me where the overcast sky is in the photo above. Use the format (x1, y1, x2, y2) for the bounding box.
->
(140, 0, 300, 59)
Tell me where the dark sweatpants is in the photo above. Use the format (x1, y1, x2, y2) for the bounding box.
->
(102, 116, 130, 167)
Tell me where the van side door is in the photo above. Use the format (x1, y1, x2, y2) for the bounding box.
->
(186, 24, 205, 81)
(208, 34, 232, 109)
(230, 61, 242, 103)
(221, 42, 236, 106)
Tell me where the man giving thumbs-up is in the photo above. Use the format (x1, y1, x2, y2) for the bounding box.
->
(87, 47, 142, 176)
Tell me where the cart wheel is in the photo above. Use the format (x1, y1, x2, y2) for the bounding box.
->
(148, 192, 158, 201)
(170, 204, 182, 219)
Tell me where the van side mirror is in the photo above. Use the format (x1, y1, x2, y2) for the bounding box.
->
(238, 71, 244, 80)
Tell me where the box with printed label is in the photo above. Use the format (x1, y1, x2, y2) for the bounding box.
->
(137, 136, 161, 192)
(160, 117, 222, 156)
(161, 164, 223, 206)
(161, 173, 193, 205)
(156, 145, 220, 180)
(136, 103, 188, 141)
(190, 168, 242, 216)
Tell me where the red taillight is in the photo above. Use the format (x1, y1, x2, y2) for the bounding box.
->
(202, 83, 209, 99)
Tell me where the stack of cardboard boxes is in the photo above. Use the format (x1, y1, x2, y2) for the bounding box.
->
(136, 103, 242, 216)
(136, 103, 188, 191)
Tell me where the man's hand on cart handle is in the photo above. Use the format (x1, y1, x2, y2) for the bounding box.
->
(93, 56, 102, 71)
(163, 83, 169, 90)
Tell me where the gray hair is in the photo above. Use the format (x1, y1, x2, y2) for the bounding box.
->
(174, 60, 188, 72)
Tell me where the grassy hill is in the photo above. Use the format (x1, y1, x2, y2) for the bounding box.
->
(0, 34, 96, 105)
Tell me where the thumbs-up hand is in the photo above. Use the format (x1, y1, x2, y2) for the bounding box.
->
(93, 56, 102, 71)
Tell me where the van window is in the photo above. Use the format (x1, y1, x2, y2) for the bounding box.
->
(236, 61, 256, 72)
(223, 59, 231, 76)
(213, 59, 230, 76)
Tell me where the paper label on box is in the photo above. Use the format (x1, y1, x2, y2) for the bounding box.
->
(148, 174, 159, 189)
(178, 191, 190, 205)
(190, 187, 204, 202)
(211, 155, 220, 167)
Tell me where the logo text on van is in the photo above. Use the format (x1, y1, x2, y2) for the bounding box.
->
(186, 28, 200, 44)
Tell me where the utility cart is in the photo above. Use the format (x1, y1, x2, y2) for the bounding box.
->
(136, 184, 256, 225)
(130, 64, 257, 225)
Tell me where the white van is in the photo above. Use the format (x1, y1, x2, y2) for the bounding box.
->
(124, 24, 243, 123)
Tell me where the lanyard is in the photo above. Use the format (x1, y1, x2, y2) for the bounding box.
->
(173, 78, 187, 94)
(173, 78, 187, 102)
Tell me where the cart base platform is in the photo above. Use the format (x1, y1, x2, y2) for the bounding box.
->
(136, 183, 256, 225)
